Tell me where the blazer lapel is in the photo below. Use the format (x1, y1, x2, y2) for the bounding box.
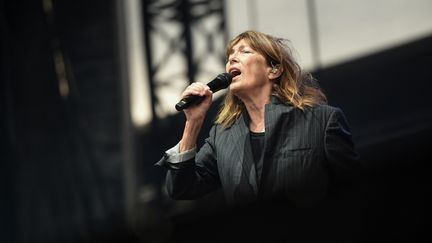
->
(259, 96, 294, 195)
(229, 114, 259, 196)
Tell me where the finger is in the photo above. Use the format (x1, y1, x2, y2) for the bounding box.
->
(182, 88, 199, 97)
(182, 82, 208, 97)
(203, 88, 213, 97)
(182, 87, 203, 97)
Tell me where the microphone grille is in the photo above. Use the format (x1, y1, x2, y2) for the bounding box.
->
(207, 73, 232, 92)
(215, 72, 232, 89)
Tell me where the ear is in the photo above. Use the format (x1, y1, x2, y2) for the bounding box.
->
(267, 64, 282, 80)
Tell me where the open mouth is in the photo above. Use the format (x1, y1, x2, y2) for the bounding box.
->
(229, 68, 241, 78)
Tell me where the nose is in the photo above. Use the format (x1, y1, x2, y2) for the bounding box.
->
(228, 54, 239, 64)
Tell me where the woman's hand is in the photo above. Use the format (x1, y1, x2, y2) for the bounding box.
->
(179, 82, 213, 152)
(181, 82, 213, 122)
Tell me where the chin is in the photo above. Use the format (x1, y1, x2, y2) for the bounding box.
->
(229, 83, 242, 94)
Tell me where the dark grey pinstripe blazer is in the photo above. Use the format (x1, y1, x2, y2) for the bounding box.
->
(157, 96, 360, 206)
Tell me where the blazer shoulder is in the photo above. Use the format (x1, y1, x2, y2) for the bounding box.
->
(207, 122, 229, 138)
(309, 104, 343, 117)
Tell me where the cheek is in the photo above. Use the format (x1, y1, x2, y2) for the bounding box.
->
(249, 62, 269, 80)
(246, 56, 267, 71)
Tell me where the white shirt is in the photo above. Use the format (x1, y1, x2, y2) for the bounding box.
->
(164, 142, 196, 163)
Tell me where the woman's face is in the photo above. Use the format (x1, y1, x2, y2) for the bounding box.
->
(225, 39, 272, 98)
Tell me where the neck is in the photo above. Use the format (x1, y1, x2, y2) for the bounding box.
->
(243, 96, 270, 133)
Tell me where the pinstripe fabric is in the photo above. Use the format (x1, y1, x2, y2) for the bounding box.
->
(157, 96, 360, 206)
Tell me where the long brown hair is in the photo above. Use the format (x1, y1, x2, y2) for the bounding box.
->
(215, 30, 327, 127)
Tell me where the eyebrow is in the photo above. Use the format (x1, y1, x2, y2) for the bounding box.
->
(228, 44, 249, 55)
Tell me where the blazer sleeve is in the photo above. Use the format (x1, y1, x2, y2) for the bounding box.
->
(156, 125, 221, 200)
(324, 107, 363, 186)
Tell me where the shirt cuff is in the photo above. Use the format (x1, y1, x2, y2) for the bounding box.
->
(165, 142, 196, 163)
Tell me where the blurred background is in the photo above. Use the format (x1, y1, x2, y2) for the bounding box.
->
(1, 0, 431, 242)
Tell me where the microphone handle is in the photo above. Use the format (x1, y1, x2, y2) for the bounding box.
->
(175, 95, 205, 111)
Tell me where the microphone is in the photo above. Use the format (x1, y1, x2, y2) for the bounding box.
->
(175, 72, 232, 111)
